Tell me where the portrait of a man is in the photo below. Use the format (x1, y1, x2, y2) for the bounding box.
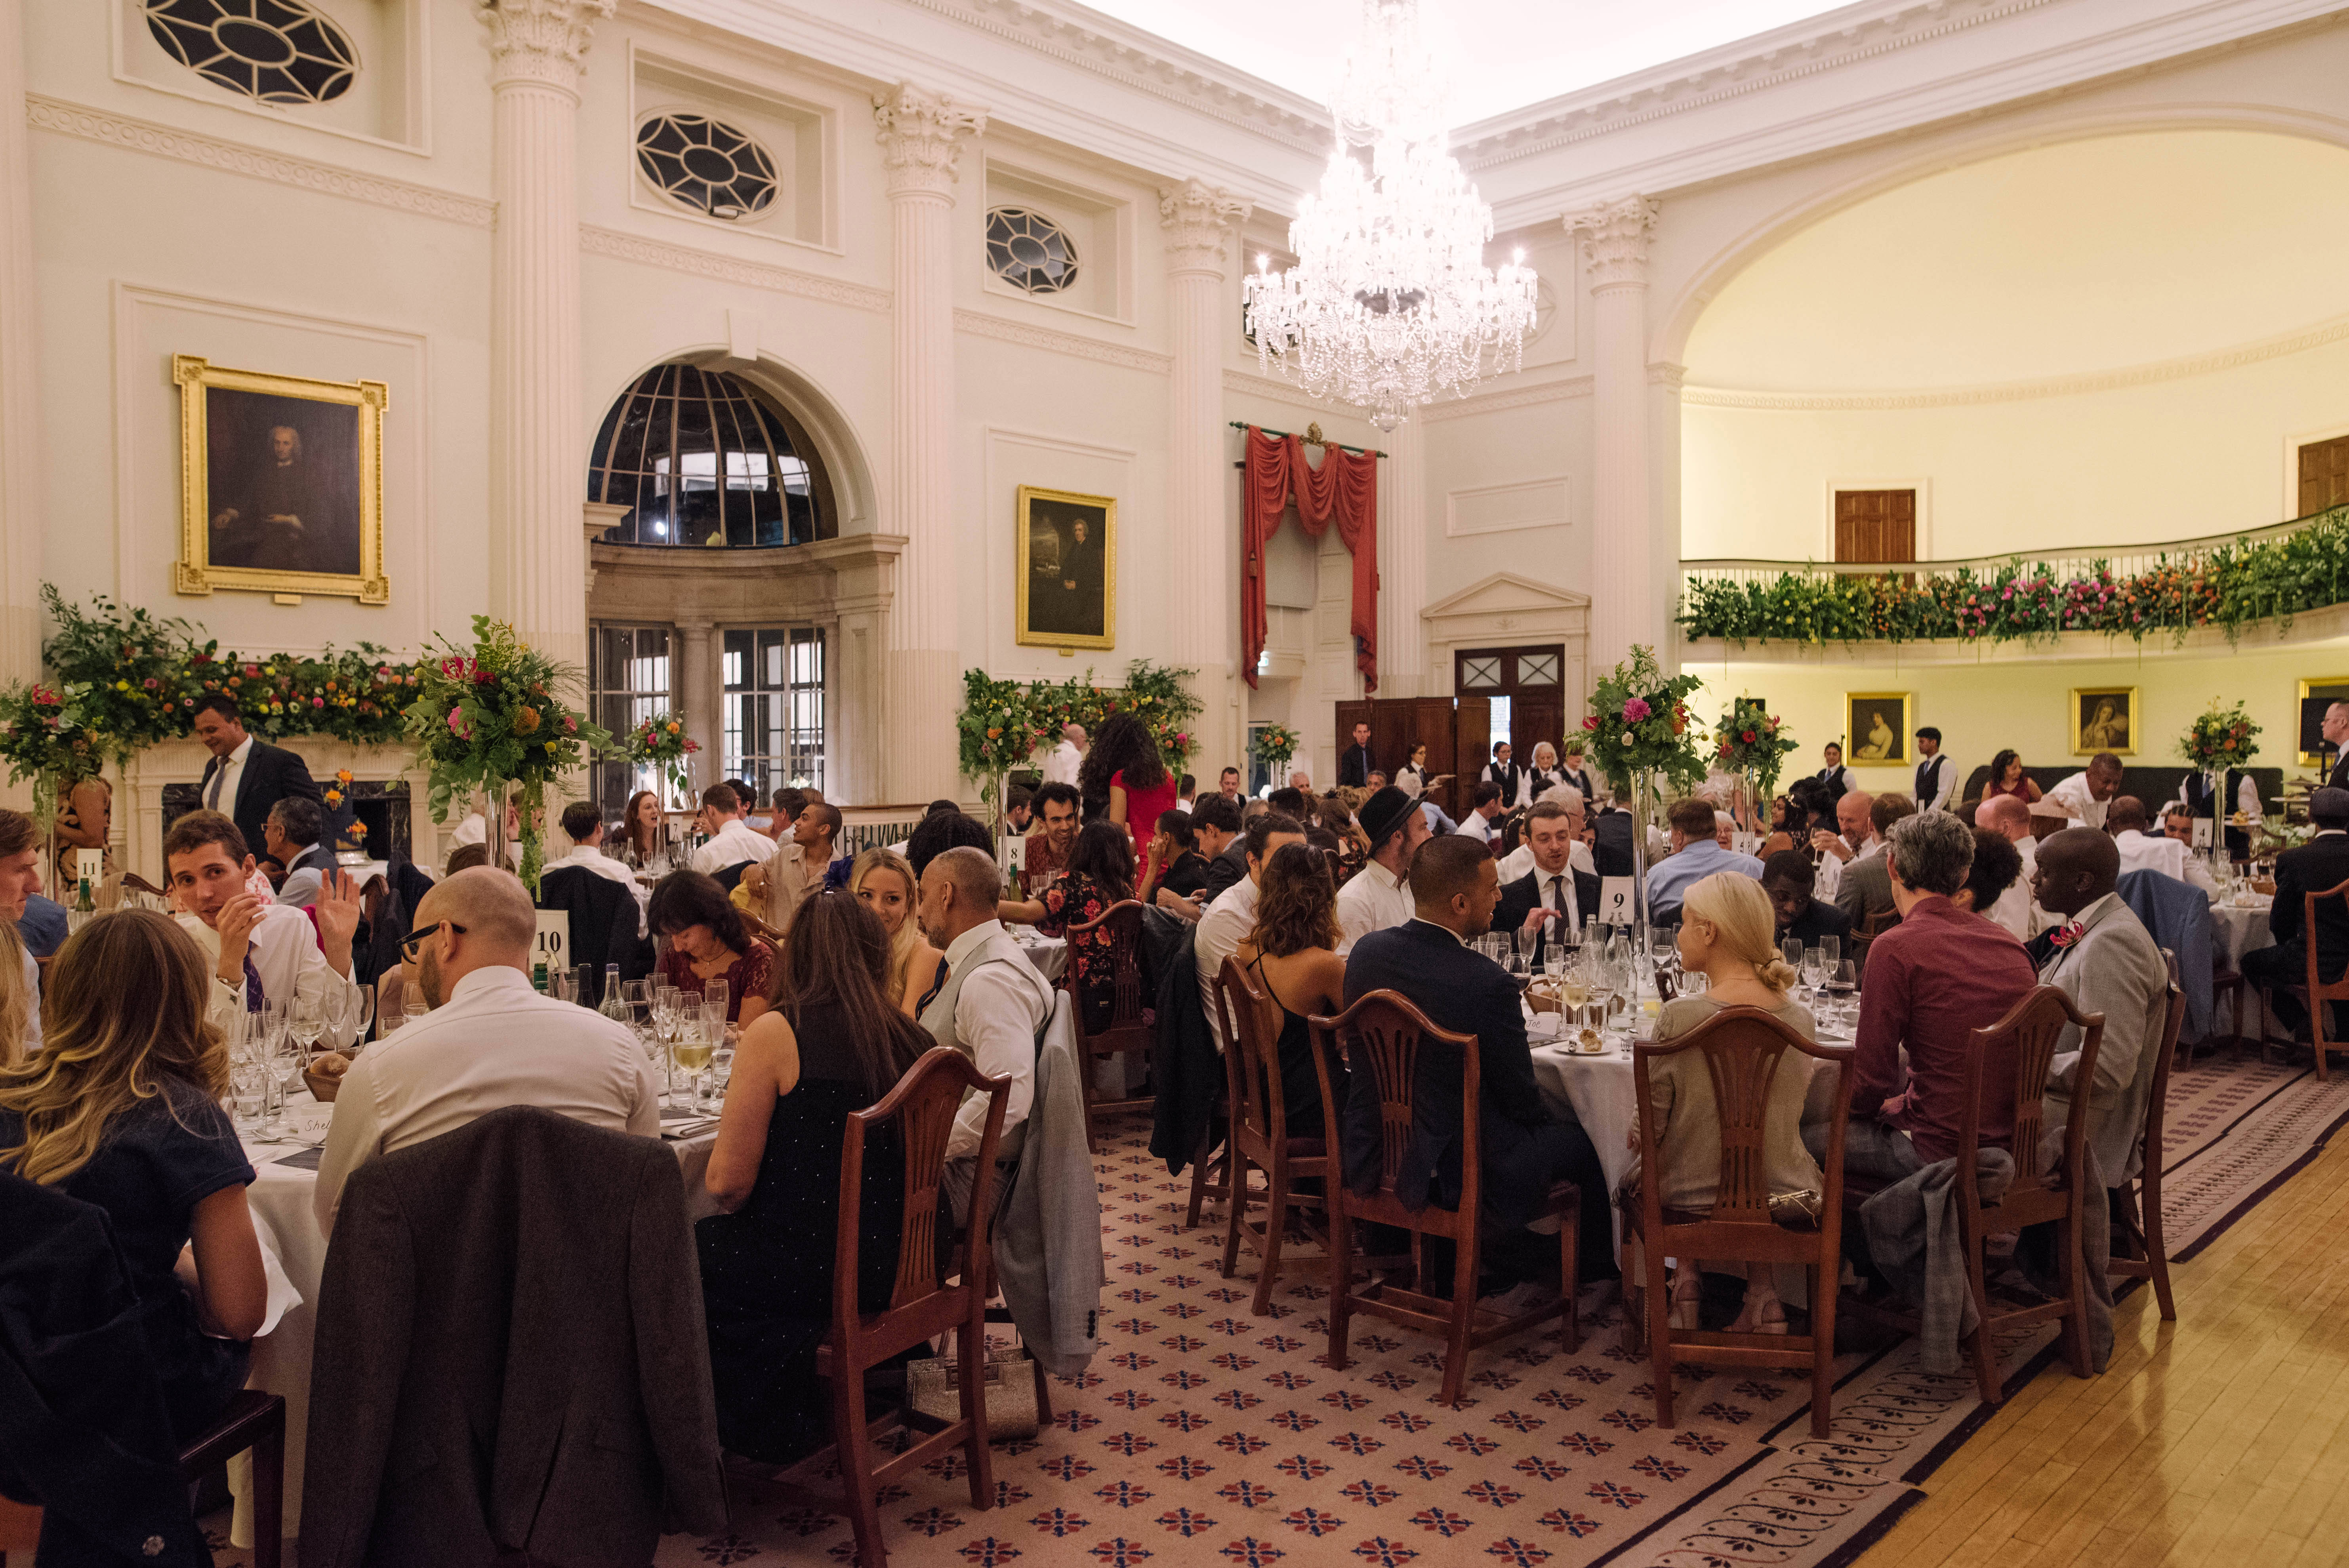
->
(1016, 486, 1116, 650)
(2072, 687, 2137, 756)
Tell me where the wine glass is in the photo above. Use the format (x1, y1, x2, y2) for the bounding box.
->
(335, 985, 377, 1059)
(1799, 945, 1827, 1000)
(672, 1014, 717, 1114)
(1818, 935, 1841, 975)
(703, 978, 730, 1028)
(229, 1058, 267, 1136)
(1782, 937, 1804, 973)
(1557, 952, 1592, 1042)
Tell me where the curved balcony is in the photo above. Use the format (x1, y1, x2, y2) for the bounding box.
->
(1678, 503, 2349, 661)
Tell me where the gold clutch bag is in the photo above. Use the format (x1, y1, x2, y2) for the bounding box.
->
(905, 1342, 1044, 1440)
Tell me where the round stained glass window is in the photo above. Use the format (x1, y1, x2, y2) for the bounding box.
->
(143, 0, 357, 107)
(985, 207, 1081, 296)
(635, 114, 778, 222)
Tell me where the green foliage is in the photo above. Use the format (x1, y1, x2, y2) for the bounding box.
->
(0, 680, 108, 833)
(1583, 646, 1707, 797)
(618, 712, 701, 800)
(1251, 723, 1301, 772)
(956, 660, 1204, 798)
(1679, 505, 2349, 648)
(1712, 697, 1799, 800)
(2180, 700, 2260, 772)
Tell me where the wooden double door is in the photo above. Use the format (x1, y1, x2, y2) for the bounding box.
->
(1454, 644, 1566, 769)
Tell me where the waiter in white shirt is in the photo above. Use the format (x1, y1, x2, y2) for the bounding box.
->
(1041, 724, 1087, 789)
(690, 783, 775, 875)
(2043, 753, 2124, 831)
(1335, 787, 1431, 955)
(164, 809, 361, 1043)
(313, 867, 659, 1233)
(1912, 728, 1957, 813)
(549, 800, 652, 933)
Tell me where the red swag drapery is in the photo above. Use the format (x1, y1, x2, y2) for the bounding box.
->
(1240, 425, 1379, 692)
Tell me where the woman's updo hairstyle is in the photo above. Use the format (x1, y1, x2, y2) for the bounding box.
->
(1680, 872, 1798, 993)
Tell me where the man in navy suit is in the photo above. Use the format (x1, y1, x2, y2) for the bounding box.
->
(192, 693, 323, 864)
(1493, 800, 1599, 966)
(1340, 833, 1613, 1282)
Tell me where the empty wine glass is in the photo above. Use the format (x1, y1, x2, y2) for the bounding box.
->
(1782, 936, 1804, 972)
(229, 1059, 267, 1135)
(1799, 945, 1827, 999)
(1818, 934, 1841, 974)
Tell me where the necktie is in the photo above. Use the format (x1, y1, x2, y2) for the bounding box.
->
(915, 955, 950, 1014)
(206, 762, 225, 812)
(243, 955, 265, 1012)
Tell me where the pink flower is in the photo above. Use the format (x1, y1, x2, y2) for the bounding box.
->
(1622, 698, 1652, 722)
(143, 677, 158, 690)
(446, 709, 469, 739)
(312, 697, 325, 707)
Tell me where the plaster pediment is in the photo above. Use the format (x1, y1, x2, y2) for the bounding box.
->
(1422, 573, 1590, 629)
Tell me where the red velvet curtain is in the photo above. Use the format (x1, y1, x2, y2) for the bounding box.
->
(1241, 425, 1379, 692)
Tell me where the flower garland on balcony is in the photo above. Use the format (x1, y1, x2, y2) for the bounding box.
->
(957, 661, 1202, 808)
(1680, 503, 2349, 649)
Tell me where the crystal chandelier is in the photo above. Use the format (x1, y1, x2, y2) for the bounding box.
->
(1243, 0, 1535, 432)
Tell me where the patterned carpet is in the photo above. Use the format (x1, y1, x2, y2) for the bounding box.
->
(197, 1053, 2349, 1568)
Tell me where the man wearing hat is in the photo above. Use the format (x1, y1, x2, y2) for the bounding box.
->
(2244, 786, 2349, 1041)
(1335, 785, 1430, 956)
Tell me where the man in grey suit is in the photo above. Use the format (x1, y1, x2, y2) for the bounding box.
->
(2034, 828, 2172, 1191)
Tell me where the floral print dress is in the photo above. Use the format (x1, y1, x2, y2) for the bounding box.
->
(1034, 870, 1127, 1033)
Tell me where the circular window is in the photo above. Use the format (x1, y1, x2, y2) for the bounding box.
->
(985, 207, 1081, 296)
(635, 114, 777, 222)
(142, 0, 357, 107)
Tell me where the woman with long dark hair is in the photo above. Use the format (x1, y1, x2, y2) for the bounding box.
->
(621, 789, 665, 867)
(1232, 842, 1348, 1128)
(1002, 820, 1134, 1031)
(697, 893, 934, 1463)
(650, 870, 775, 1026)
(1139, 808, 1209, 906)
(1980, 749, 2041, 808)
(1078, 710, 1176, 840)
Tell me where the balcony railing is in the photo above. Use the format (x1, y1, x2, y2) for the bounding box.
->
(1678, 503, 2349, 648)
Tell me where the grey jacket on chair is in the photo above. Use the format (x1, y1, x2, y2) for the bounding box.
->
(993, 993, 1105, 1379)
(301, 1105, 726, 1567)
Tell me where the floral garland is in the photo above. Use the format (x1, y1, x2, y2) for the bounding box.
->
(1680, 504, 2349, 649)
(0, 682, 107, 835)
(1712, 697, 1798, 800)
(320, 768, 370, 854)
(2181, 700, 2259, 773)
(957, 661, 1203, 802)
(1582, 646, 1707, 797)
(622, 712, 700, 799)
(1251, 722, 1301, 774)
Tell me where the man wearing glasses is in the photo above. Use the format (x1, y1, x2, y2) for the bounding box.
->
(313, 866, 658, 1234)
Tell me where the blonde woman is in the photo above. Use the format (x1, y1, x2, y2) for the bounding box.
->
(0, 910, 267, 1438)
(849, 848, 944, 1017)
(1640, 872, 1823, 1336)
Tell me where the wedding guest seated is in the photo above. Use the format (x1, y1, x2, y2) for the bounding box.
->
(164, 808, 361, 1037)
(2043, 751, 2124, 830)
(1022, 782, 1081, 892)
(651, 870, 777, 1026)
(696, 893, 932, 1463)
(690, 783, 774, 877)
(1979, 748, 2042, 810)
(265, 795, 337, 909)
(445, 841, 500, 874)
(1832, 793, 1914, 933)
(0, 923, 28, 1065)
(2109, 795, 2216, 894)
(905, 809, 993, 882)
(791, 799, 851, 893)
(1196, 812, 1308, 1047)
(1498, 785, 1594, 884)
(2032, 827, 2171, 1192)
(914, 847, 1055, 1220)
(1646, 796, 1765, 926)
(1234, 842, 1350, 1132)
(1978, 794, 2052, 940)
(1714, 810, 1737, 849)
(1267, 785, 1311, 823)
(1141, 809, 1211, 910)
(1808, 811, 2035, 1184)
(1495, 800, 1599, 965)
(0, 910, 268, 1440)
(2159, 801, 2197, 842)
(1453, 782, 1505, 847)
(1314, 794, 1371, 883)
(1337, 787, 1432, 955)
(1761, 851, 1851, 950)
(549, 798, 652, 933)
(2245, 786, 2349, 1040)
(849, 848, 945, 1017)
(1949, 828, 2025, 921)
(1190, 793, 1249, 908)
(1340, 833, 1615, 1282)
(314, 867, 658, 1233)
(1001, 821, 1136, 1034)
(1642, 873, 1824, 1334)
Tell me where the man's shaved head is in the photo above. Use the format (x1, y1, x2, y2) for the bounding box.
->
(2032, 826, 2119, 919)
(416, 866, 537, 956)
(1981, 793, 2032, 838)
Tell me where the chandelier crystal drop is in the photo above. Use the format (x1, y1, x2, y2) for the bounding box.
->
(1243, 0, 1535, 432)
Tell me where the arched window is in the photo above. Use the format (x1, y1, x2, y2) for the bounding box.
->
(587, 363, 833, 549)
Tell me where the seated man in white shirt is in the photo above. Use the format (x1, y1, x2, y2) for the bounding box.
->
(1807, 787, 1878, 902)
(1195, 812, 1307, 1047)
(914, 846, 1056, 1220)
(1452, 782, 1504, 846)
(1498, 784, 1596, 884)
(547, 798, 652, 933)
(1979, 792, 2054, 940)
(690, 782, 776, 876)
(312, 866, 658, 1233)
(2042, 752, 2123, 831)
(2108, 794, 2216, 895)
(1335, 787, 1432, 956)
(164, 809, 362, 1045)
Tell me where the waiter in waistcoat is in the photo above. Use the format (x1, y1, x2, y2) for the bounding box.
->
(2181, 768, 2261, 862)
(1912, 728, 1956, 812)
(1481, 742, 1525, 810)
(1816, 742, 1852, 804)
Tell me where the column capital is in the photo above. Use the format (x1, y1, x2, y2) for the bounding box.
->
(873, 83, 987, 199)
(475, 0, 614, 92)
(1566, 194, 1660, 289)
(1158, 179, 1252, 276)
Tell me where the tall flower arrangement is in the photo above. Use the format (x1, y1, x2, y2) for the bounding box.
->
(0, 682, 106, 836)
(622, 712, 701, 802)
(2181, 701, 2259, 772)
(1582, 647, 1707, 798)
(1251, 722, 1301, 776)
(1712, 697, 1798, 804)
(402, 617, 608, 889)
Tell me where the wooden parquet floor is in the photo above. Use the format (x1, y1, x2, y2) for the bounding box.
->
(1863, 1131, 2349, 1568)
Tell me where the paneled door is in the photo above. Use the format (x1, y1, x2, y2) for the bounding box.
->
(2301, 435, 2349, 516)
(1454, 644, 1566, 767)
(1834, 490, 1916, 563)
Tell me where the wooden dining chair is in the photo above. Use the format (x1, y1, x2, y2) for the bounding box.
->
(2110, 953, 2186, 1321)
(1062, 899, 1154, 1151)
(1842, 985, 2106, 1406)
(1626, 1008, 1854, 1438)
(1212, 957, 1331, 1317)
(779, 1047, 1012, 1568)
(1310, 990, 1580, 1410)
(2296, 876, 2349, 1080)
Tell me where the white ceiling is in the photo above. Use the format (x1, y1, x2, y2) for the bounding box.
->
(1070, 0, 1861, 127)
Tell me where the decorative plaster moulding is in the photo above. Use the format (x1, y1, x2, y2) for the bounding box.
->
(1413, 375, 1594, 423)
(956, 310, 1172, 373)
(579, 224, 892, 311)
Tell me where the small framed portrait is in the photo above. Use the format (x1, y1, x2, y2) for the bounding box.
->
(1843, 692, 1912, 767)
(174, 354, 389, 605)
(1016, 485, 1115, 650)
(2298, 676, 2349, 765)
(2071, 687, 2139, 756)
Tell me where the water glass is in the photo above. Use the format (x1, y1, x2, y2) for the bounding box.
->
(1818, 935, 1841, 972)
(230, 1063, 267, 1134)
(703, 978, 730, 1026)
(1799, 946, 1827, 996)
(1782, 937, 1804, 972)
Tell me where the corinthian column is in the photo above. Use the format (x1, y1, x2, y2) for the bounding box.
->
(0, 0, 43, 684)
(875, 84, 985, 803)
(1159, 179, 1250, 770)
(1568, 195, 1662, 672)
(1379, 416, 1426, 697)
(477, 0, 612, 673)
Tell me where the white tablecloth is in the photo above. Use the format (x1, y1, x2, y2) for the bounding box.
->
(2210, 898, 2277, 1038)
(233, 1091, 719, 1546)
(1013, 933, 1068, 985)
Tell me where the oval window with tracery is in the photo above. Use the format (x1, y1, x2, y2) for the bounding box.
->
(985, 207, 1081, 296)
(143, 0, 358, 106)
(635, 113, 778, 222)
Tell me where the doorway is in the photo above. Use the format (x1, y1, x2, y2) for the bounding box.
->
(1453, 644, 1565, 764)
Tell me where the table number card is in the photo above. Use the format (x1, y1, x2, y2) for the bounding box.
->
(2189, 818, 2214, 848)
(534, 910, 570, 971)
(1598, 876, 1635, 926)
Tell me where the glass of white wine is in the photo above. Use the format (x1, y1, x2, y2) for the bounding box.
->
(1558, 959, 1592, 1044)
(672, 1015, 718, 1114)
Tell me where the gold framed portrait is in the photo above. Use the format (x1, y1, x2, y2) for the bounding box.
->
(1843, 692, 1912, 767)
(2297, 676, 2349, 765)
(174, 354, 389, 605)
(1016, 485, 1115, 650)
(2071, 686, 2139, 756)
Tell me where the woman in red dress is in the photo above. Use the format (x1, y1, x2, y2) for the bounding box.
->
(1079, 710, 1178, 846)
(1979, 749, 2042, 809)
(649, 870, 776, 1027)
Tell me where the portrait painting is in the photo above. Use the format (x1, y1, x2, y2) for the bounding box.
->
(2071, 687, 2138, 756)
(2298, 676, 2349, 764)
(1843, 692, 1912, 767)
(174, 355, 388, 604)
(1016, 485, 1116, 650)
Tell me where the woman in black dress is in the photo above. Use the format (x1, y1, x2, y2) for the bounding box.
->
(1232, 843, 1350, 1134)
(696, 893, 931, 1464)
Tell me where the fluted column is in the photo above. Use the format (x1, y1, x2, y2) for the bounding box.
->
(1159, 179, 1251, 771)
(478, 0, 611, 674)
(0, 0, 43, 684)
(875, 84, 985, 804)
(1379, 416, 1426, 697)
(1569, 195, 1662, 672)
(675, 616, 719, 793)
